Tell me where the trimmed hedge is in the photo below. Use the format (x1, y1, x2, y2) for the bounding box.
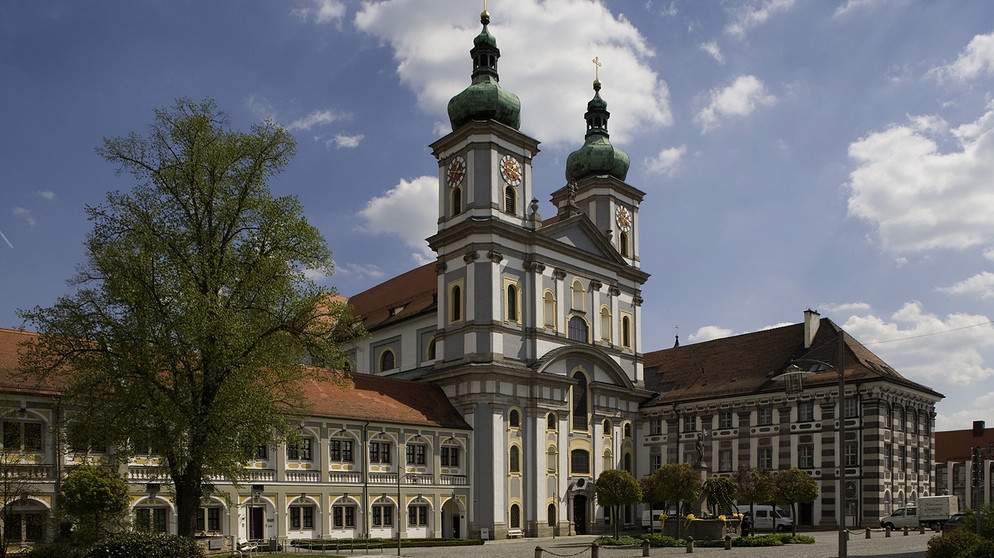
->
(595, 532, 814, 549)
(82, 532, 205, 558)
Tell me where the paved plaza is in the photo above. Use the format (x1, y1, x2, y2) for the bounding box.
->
(335, 529, 933, 558)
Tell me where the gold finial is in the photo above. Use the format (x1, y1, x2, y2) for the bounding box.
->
(481, 0, 490, 25)
(592, 56, 602, 81)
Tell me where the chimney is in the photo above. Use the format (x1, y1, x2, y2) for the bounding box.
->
(804, 309, 821, 349)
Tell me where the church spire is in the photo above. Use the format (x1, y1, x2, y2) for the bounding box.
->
(446, 7, 521, 131)
(564, 59, 630, 183)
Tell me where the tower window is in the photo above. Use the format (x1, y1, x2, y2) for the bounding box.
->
(509, 409, 520, 428)
(572, 371, 588, 431)
(599, 306, 611, 342)
(448, 281, 464, 324)
(504, 185, 516, 215)
(509, 445, 521, 473)
(505, 281, 520, 323)
(621, 314, 632, 349)
(619, 231, 629, 257)
(451, 187, 462, 216)
(543, 290, 557, 330)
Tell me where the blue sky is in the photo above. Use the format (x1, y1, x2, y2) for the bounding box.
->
(3, 0, 994, 430)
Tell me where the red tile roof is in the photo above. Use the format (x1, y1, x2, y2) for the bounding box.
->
(935, 427, 994, 462)
(642, 318, 942, 406)
(347, 263, 437, 331)
(0, 328, 469, 430)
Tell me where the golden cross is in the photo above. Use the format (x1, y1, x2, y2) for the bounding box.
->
(592, 56, 602, 81)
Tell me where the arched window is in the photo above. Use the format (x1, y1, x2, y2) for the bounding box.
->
(623, 452, 632, 473)
(504, 185, 516, 214)
(603, 418, 612, 432)
(451, 187, 462, 216)
(509, 409, 520, 428)
(623, 423, 632, 438)
(547, 413, 557, 430)
(599, 306, 611, 342)
(509, 446, 521, 473)
(548, 504, 556, 527)
(547, 446, 557, 472)
(379, 349, 395, 372)
(449, 283, 463, 323)
(506, 283, 519, 322)
(426, 338, 436, 361)
(571, 279, 585, 310)
(621, 315, 632, 349)
(543, 290, 557, 329)
(619, 231, 629, 257)
(568, 316, 588, 342)
(572, 371, 588, 431)
(510, 504, 521, 529)
(570, 449, 590, 474)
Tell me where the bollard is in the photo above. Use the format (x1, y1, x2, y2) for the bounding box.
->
(724, 535, 732, 550)
(591, 542, 599, 558)
(865, 528, 871, 539)
(642, 539, 650, 557)
(686, 536, 695, 553)
(886, 527, 891, 538)
(920, 525, 925, 534)
(535, 546, 544, 558)
(903, 526, 909, 536)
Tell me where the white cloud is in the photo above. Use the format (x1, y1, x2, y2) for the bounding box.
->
(724, 0, 794, 38)
(819, 302, 873, 315)
(358, 176, 437, 263)
(842, 301, 994, 388)
(37, 190, 56, 201)
(832, 0, 888, 18)
(929, 32, 994, 84)
(643, 145, 686, 176)
(292, 0, 346, 24)
(688, 325, 734, 343)
(12, 207, 35, 227)
(330, 134, 364, 149)
(938, 271, 994, 299)
(287, 110, 345, 131)
(332, 262, 387, 281)
(695, 75, 776, 133)
(354, 0, 671, 146)
(846, 103, 994, 253)
(699, 41, 724, 64)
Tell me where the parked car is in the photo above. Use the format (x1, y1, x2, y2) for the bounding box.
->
(942, 513, 966, 534)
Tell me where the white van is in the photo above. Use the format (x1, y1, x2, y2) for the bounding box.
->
(735, 505, 793, 533)
(641, 507, 678, 530)
(879, 507, 919, 530)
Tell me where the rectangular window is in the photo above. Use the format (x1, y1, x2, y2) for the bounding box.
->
(649, 453, 662, 471)
(369, 442, 391, 464)
(757, 446, 773, 469)
(441, 446, 459, 467)
(408, 504, 428, 526)
(719, 448, 733, 471)
(682, 414, 696, 432)
(135, 508, 168, 533)
(287, 438, 312, 461)
(844, 441, 858, 467)
(913, 447, 920, 473)
(254, 445, 268, 460)
(844, 397, 858, 419)
(289, 506, 314, 530)
(798, 401, 814, 422)
(372, 504, 393, 527)
(650, 418, 663, 435)
(2, 421, 43, 452)
(757, 407, 773, 426)
(798, 444, 814, 468)
(331, 440, 353, 462)
(406, 444, 427, 465)
(333, 505, 356, 528)
(718, 411, 733, 429)
(196, 507, 221, 533)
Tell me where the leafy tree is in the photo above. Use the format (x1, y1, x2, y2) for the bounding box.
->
(60, 464, 130, 543)
(772, 468, 819, 535)
(596, 469, 642, 539)
(701, 476, 737, 516)
(641, 463, 702, 538)
(0, 450, 40, 555)
(19, 98, 364, 537)
(732, 466, 774, 534)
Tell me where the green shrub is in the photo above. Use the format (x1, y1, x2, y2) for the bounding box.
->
(594, 536, 642, 546)
(83, 532, 205, 558)
(25, 543, 88, 558)
(927, 527, 994, 558)
(639, 533, 684, 547)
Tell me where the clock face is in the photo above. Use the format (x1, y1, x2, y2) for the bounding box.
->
(500, 155, 522, 186)
(616, 207, 632, 232)
(447, 156, 466, 188)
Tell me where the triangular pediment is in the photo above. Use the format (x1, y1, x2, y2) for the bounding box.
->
(538, 212, 628, 266)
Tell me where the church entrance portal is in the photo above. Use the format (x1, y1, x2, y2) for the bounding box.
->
(573, 496, 587, 535)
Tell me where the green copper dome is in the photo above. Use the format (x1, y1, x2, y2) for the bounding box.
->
(447, 10, 521, 131)
(565, 79, 629, 182)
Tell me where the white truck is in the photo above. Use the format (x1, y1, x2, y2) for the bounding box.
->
(918, 495, 959, 528)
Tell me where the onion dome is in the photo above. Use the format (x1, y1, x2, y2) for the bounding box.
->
(565, 79, 630, 182)
(447, 10, 521, 131)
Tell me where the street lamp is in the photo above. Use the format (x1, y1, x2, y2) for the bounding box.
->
(777, 333, 848, 558)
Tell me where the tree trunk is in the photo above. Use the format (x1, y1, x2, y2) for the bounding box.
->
(172, 462, 204, 538)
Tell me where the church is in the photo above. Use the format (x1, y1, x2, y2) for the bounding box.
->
(0, 8, 942, 548)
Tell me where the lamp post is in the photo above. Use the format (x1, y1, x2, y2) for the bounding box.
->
(778, 332, 847, 558)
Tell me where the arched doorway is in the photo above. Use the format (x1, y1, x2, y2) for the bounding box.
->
(441, 498, 465, 539)
(573, 495, 587, 535)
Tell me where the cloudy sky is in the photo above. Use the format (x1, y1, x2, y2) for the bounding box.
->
(3, 0, 994, 431)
